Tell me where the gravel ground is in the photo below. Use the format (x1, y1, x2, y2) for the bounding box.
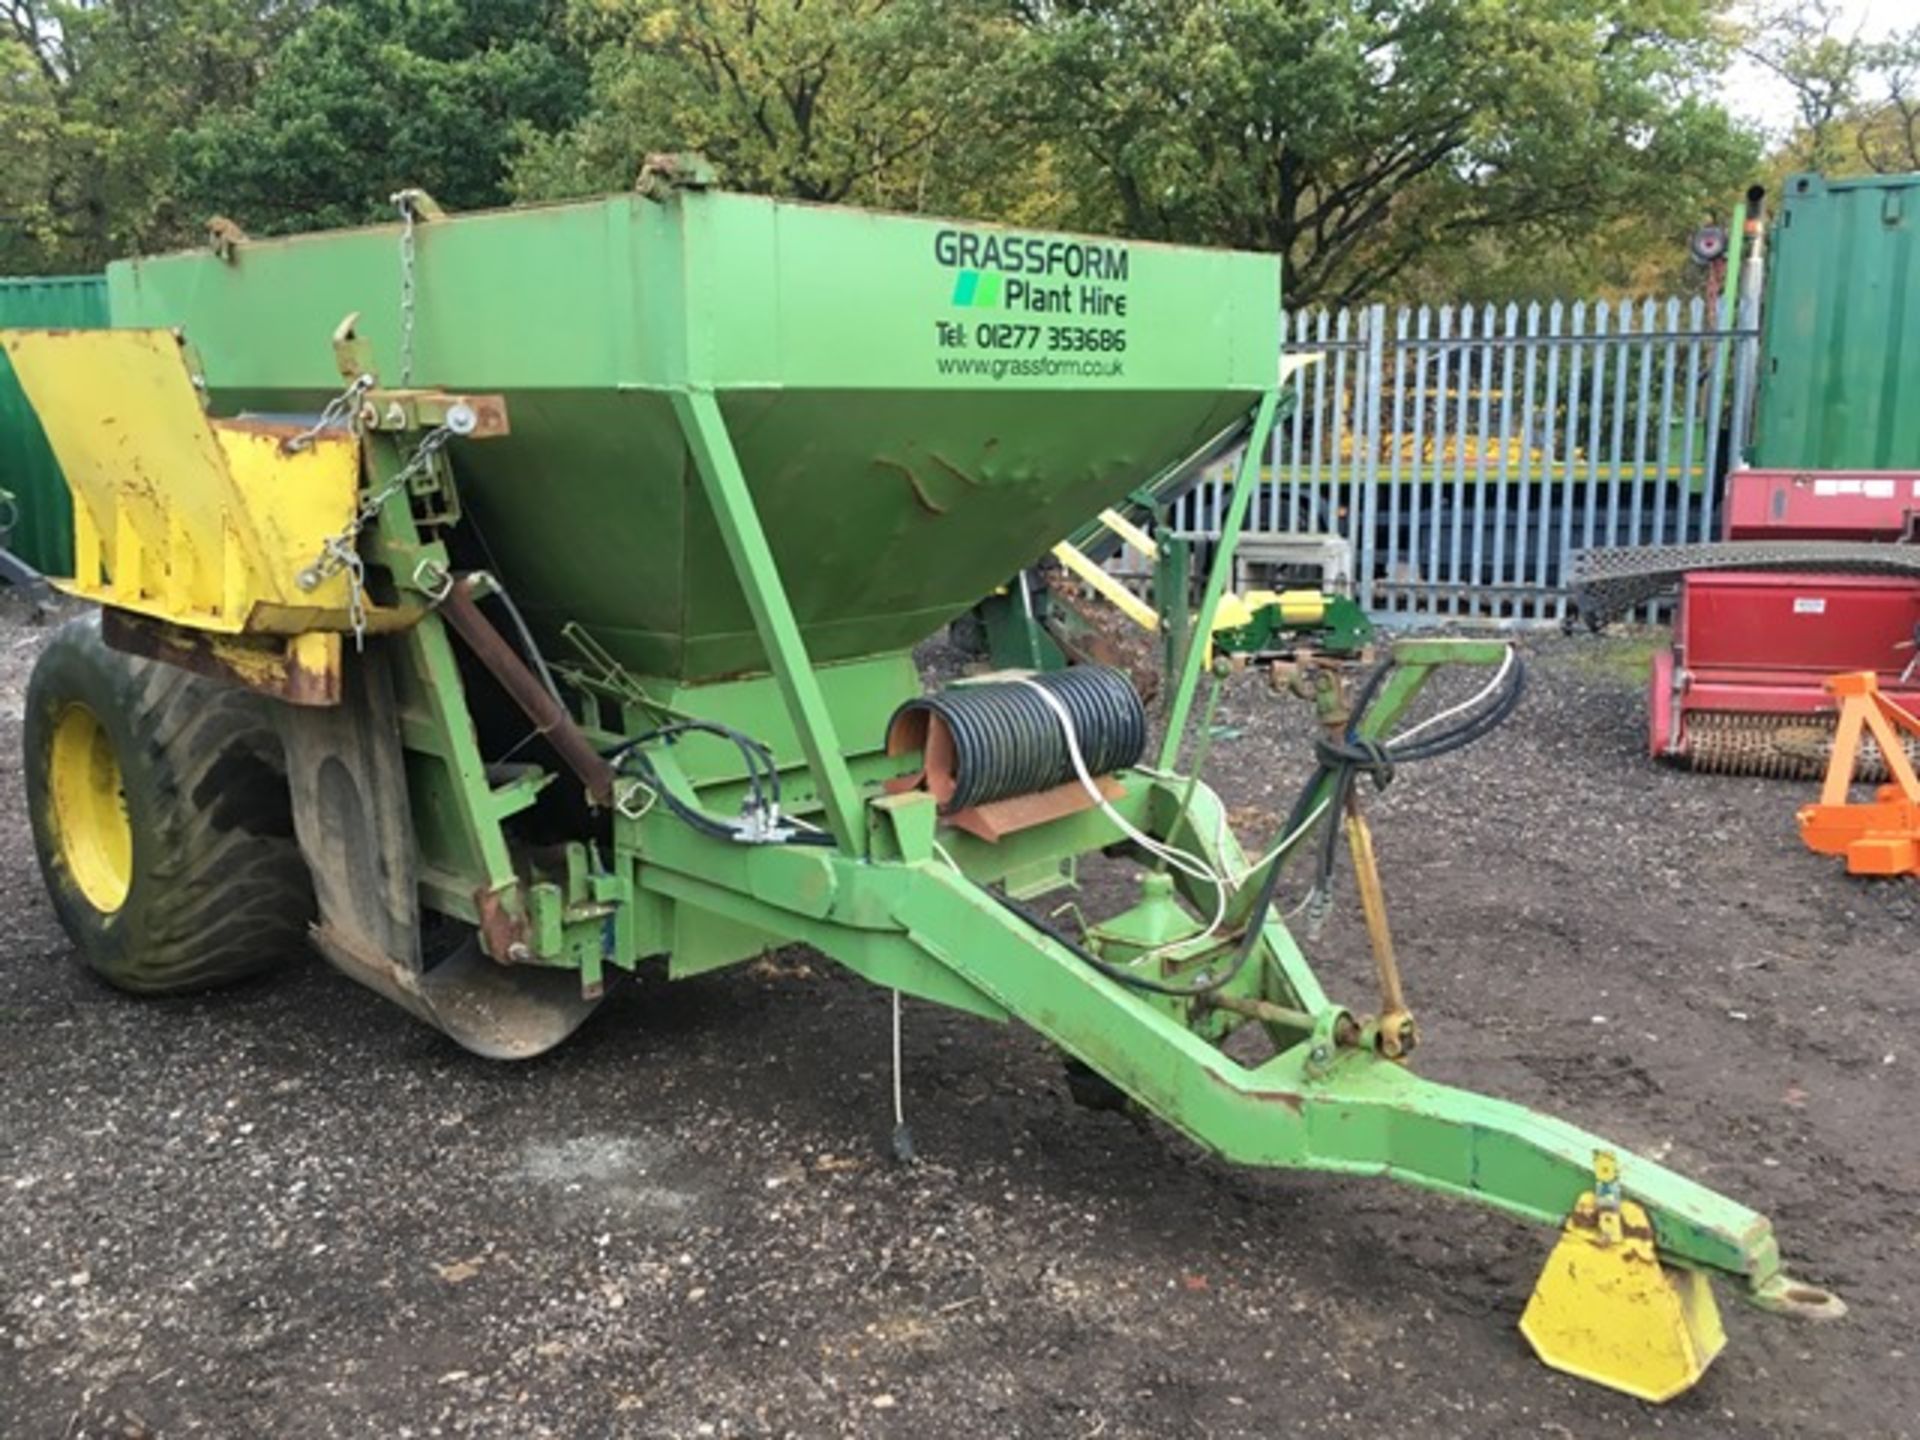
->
(0, 599, 1913, 1439)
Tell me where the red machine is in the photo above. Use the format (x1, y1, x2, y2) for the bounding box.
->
(1650, 470, 1920, 775)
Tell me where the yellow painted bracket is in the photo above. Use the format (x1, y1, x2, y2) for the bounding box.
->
(1095, 507, 1158, 560)
(0, 328, 360, 634)
(1050, 540, 1159, 633)
(1520, 1152, 1727, 1402)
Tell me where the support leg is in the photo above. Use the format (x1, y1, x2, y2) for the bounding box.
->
(673, 390, 867, 852)
(1160, 388, 1280, 766)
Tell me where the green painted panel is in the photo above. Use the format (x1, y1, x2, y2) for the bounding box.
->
(0, 275, 108, 575)
(1756, 171, 1920, 470)
(106, 189, 1279, 680)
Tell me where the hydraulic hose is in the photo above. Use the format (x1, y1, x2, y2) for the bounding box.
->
(606, 721, 837, 847)
(1231, 649, 1528, 975)
(1011, 648, 1528, 998)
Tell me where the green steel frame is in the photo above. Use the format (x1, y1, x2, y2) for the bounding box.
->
(351, 381, 1822, 1316)
(90, 177, 1834, 1373)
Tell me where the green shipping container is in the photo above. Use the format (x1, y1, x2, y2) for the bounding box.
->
(1754, 171, 1920, 470)
(0, 275, 108, 577)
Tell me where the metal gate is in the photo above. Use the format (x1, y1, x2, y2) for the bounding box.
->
(1174, 299, 1759, 623)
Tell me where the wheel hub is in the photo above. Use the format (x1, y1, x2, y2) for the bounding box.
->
(49, 703, 131, 912)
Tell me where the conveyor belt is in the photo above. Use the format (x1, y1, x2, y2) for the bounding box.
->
(1569, 541, 1920, 626)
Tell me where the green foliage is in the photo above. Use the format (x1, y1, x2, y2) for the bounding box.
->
(174, 0, 588, 235)
(1852, 28, 1920, 176)
(0, 35, 62, 269)
(509, 0, 1026, 214)
(1747, 2, 1920, 181)
(1, 0, 294, 271)
(999, 0, 1758, 304)
(4, 0, 1766, 305)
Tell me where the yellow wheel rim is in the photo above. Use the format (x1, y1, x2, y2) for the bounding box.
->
(49, 703, 132, 913)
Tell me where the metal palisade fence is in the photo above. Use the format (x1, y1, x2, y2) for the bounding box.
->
(1173, 299, 1759, 622)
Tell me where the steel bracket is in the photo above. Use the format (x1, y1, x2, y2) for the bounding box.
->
(359, 390, 510, 439)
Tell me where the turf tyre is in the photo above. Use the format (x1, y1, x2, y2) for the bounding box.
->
(23, 612, 314, 993)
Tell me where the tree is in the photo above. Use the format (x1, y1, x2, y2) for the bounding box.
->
(0, 34, 62, 269)
(1746, 3, 1920, 179)
(1855, 30, 1920, 174)
(1742, 0, 1874, 176)
(0, 0, 296, 272)
(174, 0, 588, 235)
(4, 0, 1769, 304)
(1002, 0, 1759, 305)
(509, 0, 1039, 217)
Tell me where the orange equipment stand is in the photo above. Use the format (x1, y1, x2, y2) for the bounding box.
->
(1797, 671, 1920, 877)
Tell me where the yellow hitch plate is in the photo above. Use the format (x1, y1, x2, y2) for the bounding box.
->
(1520, 1155, 1727, 1403)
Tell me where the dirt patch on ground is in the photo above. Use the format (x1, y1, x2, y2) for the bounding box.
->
(0, 600, 1912, 1438)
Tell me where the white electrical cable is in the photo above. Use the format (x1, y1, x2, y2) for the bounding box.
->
(1241, 796, 1333, 879)
(1010, 677, 1230, 963)
(1009, 680, 1220, 888)
(1139, 761, 1323, 883)
(1391, 645, 1516, 747)
(936, 654, 1516, 984)
(783, 809, 910, 1145)
(891, 987, 905, 1129)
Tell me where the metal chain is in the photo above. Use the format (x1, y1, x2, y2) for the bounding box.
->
(282, 372, 374, 455)
(393, 191, 418, 387)
(296, 424, 454, 648)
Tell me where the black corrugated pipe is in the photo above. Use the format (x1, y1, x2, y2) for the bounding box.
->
(886, 666, 1146, 812)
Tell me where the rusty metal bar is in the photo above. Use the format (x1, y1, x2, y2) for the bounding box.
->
(438, 576, 616, 806)
(1205, 991, 1317, 1032)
